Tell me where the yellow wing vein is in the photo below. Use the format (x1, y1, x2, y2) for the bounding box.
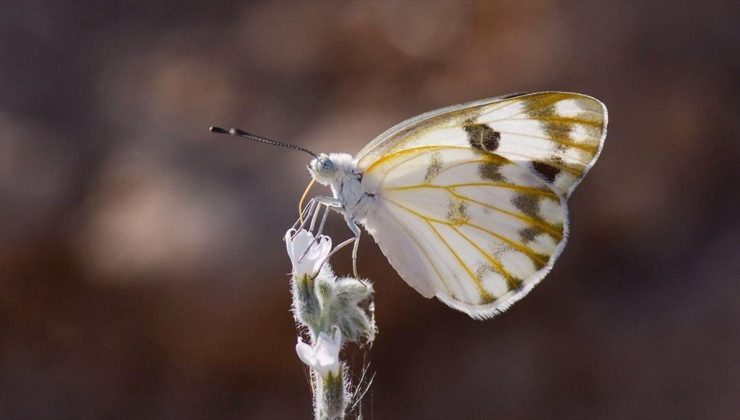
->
(480, 96, 530, 115)
(465, 223, 549, 268)
(494, 130, 599, 153)
(376, 147, 432, 186)
(365, 146, 471, 174)
(423, 219, 494, 303)
(381, 205, 455, 297)
(448, 189, 563, 240)
(387, 185, 563, 240)
(386, 196, 492, 302)
(373, 141, 498, 182)
(489, 93, 572, 120)
(446, 223, 518, 292)
(496, 150, 582, 175)
(365, 133, 593, 181)
(389, 182, 558, 199)
(385, 197, 548, 269)
(437, 158, 496, 174)
(493, 113, 603, 127)
(385, 198, 487, 300)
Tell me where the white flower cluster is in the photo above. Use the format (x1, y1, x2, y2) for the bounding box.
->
(285, 228, 376, 420)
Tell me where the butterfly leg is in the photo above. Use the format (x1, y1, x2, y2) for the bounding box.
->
(319, 218, 361, 277)
(290, 196, 319, 233)
(319, 236, 354, 269)
(310, 206, 362, 277)
(297, 201, 333, 262)
(297, 196, 362, 278)
(346, 218, 361, 278)
(317, 232, 360, 278)
(313, 196, 343, 210)
(290, 195, 342, 238)
(295, 196, 345, 262)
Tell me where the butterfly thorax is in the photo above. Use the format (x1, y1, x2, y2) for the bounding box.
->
(308, 152, 374, 223)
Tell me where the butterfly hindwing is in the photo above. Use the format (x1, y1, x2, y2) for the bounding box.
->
(361, 146, 568, 318)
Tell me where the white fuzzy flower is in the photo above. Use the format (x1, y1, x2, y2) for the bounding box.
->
(296, 326, 342, 378)
(285, 228, 332, 279)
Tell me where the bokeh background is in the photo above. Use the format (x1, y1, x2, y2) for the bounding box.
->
(1, 1, 739, 418)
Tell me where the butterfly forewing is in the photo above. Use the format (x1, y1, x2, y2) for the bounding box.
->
(357, 92, 607, 198)
(361, 146, 568, 318)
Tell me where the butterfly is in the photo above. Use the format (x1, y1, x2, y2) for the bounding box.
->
(212, 92, 607, 319)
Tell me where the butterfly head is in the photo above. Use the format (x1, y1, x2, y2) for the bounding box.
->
(308, 152, 358, 187)
(308, 153, 338, 185)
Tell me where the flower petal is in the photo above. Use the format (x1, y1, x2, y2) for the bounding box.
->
(296, 338, 317, 369)
(285, 228, 332, 279)
(285, 229, 297, 259)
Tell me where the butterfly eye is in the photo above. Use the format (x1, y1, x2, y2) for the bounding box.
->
(316, 156, 336, 174)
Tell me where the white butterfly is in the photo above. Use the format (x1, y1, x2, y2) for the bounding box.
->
(213, 92, 607, 319)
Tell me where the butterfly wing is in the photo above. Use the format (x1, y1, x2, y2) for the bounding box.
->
(357, 92, 607, 198)
(360, 146, 567, 318)
(356, 92, 607, 318)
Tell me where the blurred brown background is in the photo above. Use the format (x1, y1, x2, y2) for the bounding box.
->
(1, 1, 739, 419)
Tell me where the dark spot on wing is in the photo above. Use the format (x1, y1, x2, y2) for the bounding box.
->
(477, 161, 505, 181)
(482, 130, 501, 150)
(511, 194, 541, 219)
(464, 119, 500, 152)
(532, 161, 561, 183)
(447, 199, 470, 225)
(508, 277, 524, 292)
(518, 227, 543, 243)
(424, 152, 443, 183)
(533, 254, 548, 270)
(524, 93, 574, 149)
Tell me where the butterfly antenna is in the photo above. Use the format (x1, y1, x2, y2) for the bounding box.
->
(209, 126, 318, 158)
